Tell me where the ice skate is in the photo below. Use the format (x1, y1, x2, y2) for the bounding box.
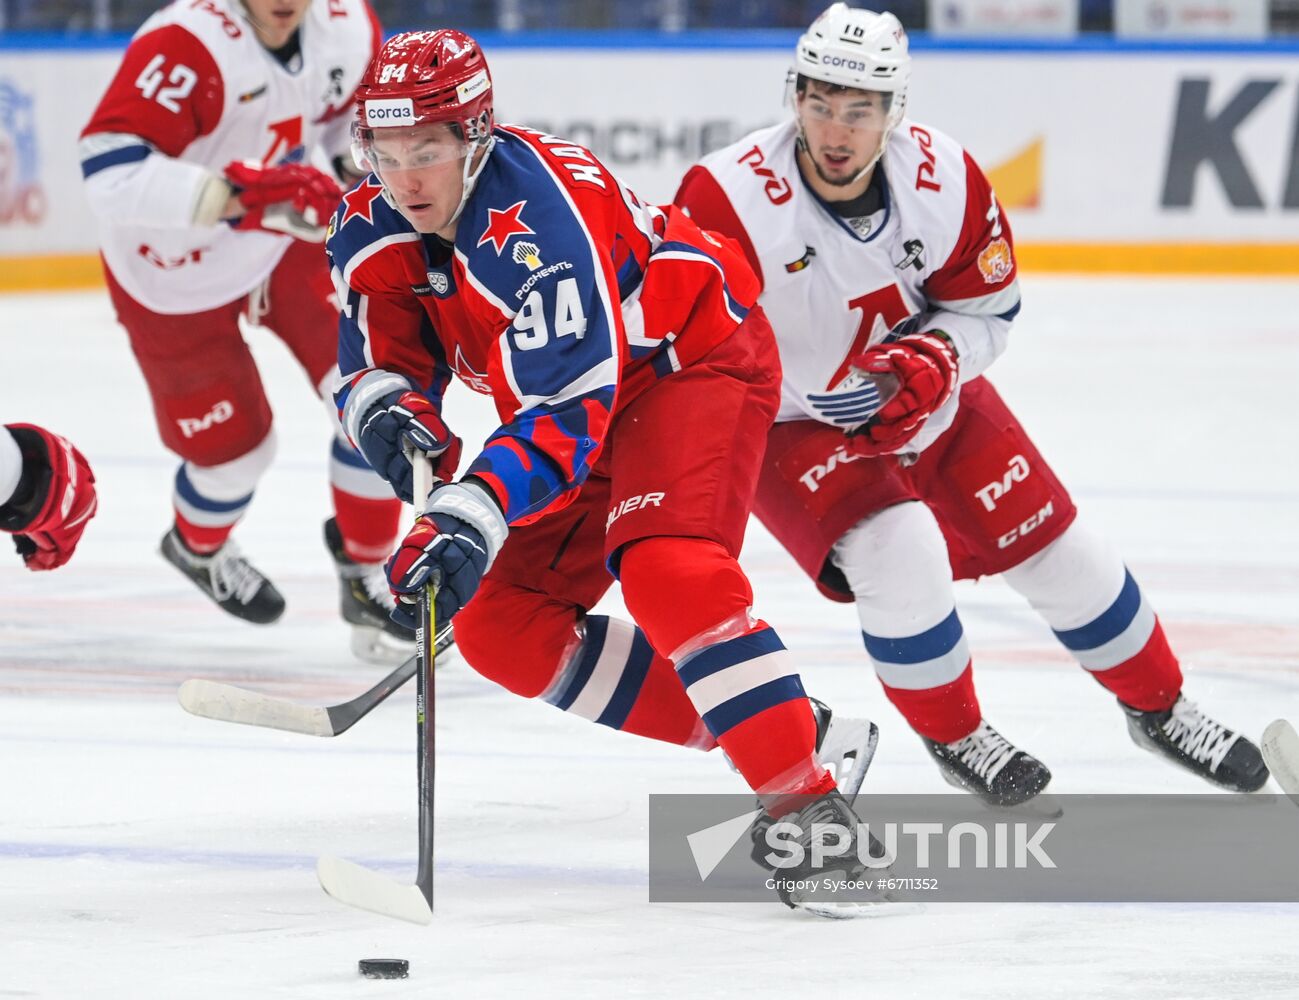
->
(160, 527, 285, 625)
(1122, 695, 1268, 792)
(756, 790, 888, 918)
(923, 720, 1052, 807)
(324, 517, 418, 665)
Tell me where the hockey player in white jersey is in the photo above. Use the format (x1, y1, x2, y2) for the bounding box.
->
(676, 3, 1268, 799)
(78, 0, 417, 662)
(0, 424, 97, 571)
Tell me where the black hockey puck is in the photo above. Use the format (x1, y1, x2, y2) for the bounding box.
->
(358, 959, 409, 979)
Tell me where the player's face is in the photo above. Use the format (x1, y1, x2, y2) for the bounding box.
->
(241, 0, 312, 50)
(796, 82, 891, 187)
(367, 124, 471, 234)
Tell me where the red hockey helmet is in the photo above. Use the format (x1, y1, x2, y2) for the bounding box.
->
(354, 30, 494, 142)
(350, 30, 498, 232)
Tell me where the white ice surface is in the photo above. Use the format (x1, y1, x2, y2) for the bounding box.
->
(1, 277, 1297, 998)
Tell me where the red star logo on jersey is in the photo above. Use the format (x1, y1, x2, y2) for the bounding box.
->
(450, 344, 492, 395)
(340, 177, 386, 227)
(477, 200, 534, 255)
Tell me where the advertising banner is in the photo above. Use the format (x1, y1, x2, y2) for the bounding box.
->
(3, 43, 1297, 285)
(1115, 0, 1269, 39)
(927, 0, 1080, 38)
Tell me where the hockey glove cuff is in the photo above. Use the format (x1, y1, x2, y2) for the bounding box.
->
(386, 480, 508, 628)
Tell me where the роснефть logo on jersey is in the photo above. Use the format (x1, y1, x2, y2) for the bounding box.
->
(511, 241, 543, 271)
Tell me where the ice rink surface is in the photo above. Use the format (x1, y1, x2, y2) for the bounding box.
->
(1, 276, 1297, 998)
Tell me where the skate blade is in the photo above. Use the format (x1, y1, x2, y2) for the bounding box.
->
(986, 795, 1064, 820)
(1262, 718, 1299, 802)
(788, 887, 893, 919)
(795, 899, 878, 919)
(349, 626, 416, 666)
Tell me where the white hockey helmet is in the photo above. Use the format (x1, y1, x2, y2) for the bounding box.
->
(788, 5, 911, 179)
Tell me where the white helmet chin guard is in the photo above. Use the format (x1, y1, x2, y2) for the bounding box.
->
(788, 4, 912, 181)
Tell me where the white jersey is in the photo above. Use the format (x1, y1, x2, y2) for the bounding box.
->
(80, 0, 380, 314)
(676, 119, 1021, 454)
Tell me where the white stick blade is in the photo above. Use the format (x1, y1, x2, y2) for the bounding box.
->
(316, 856, 432, 925)
(1261, 719, 1299, 801)
(178, 679, 333, 737)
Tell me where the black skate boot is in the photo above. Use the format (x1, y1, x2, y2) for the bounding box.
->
(749, 703, 886, 914)
(1121, 694, 1269, 792)
(160, 527, 285, 625)
(923, 721, 1052, 807)
(755, 790, 886, 918)
(324, 517, 417, 665)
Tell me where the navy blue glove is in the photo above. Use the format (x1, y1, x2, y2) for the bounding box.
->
(357, 390, 461, 504)
(385, 480, 509, 628)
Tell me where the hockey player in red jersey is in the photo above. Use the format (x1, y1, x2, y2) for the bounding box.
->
(330, 30, 877, 913)
(0, 425, 98, 571)
(79, 0, 412, 662)
(675, 3, 1267, 799)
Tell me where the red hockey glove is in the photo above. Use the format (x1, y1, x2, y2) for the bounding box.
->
(846, 332, 959, 457)
(0, 424, 98, 571)
(224, 160, 342, 242)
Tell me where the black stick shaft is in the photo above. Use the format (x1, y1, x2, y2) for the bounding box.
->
(415, 583, 435, 910)
(409, 451, 438, 913)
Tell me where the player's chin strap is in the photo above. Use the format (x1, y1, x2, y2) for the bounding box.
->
(374, 134, 497, 231)
(446, 134, 496, 228)
(794, 116, 896, 186)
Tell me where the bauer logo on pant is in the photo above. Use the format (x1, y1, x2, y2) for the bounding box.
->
(607, 492, 666, 529)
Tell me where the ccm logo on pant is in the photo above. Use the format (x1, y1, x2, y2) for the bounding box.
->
(998, 501, 1054, 549)
(608, 492, 666, 529)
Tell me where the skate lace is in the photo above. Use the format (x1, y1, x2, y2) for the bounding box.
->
(947, 723, 1018, 784)
(1162, 699, 1239, 773)
(209, 543, 267, 606)
(360, 566, 397, 611)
